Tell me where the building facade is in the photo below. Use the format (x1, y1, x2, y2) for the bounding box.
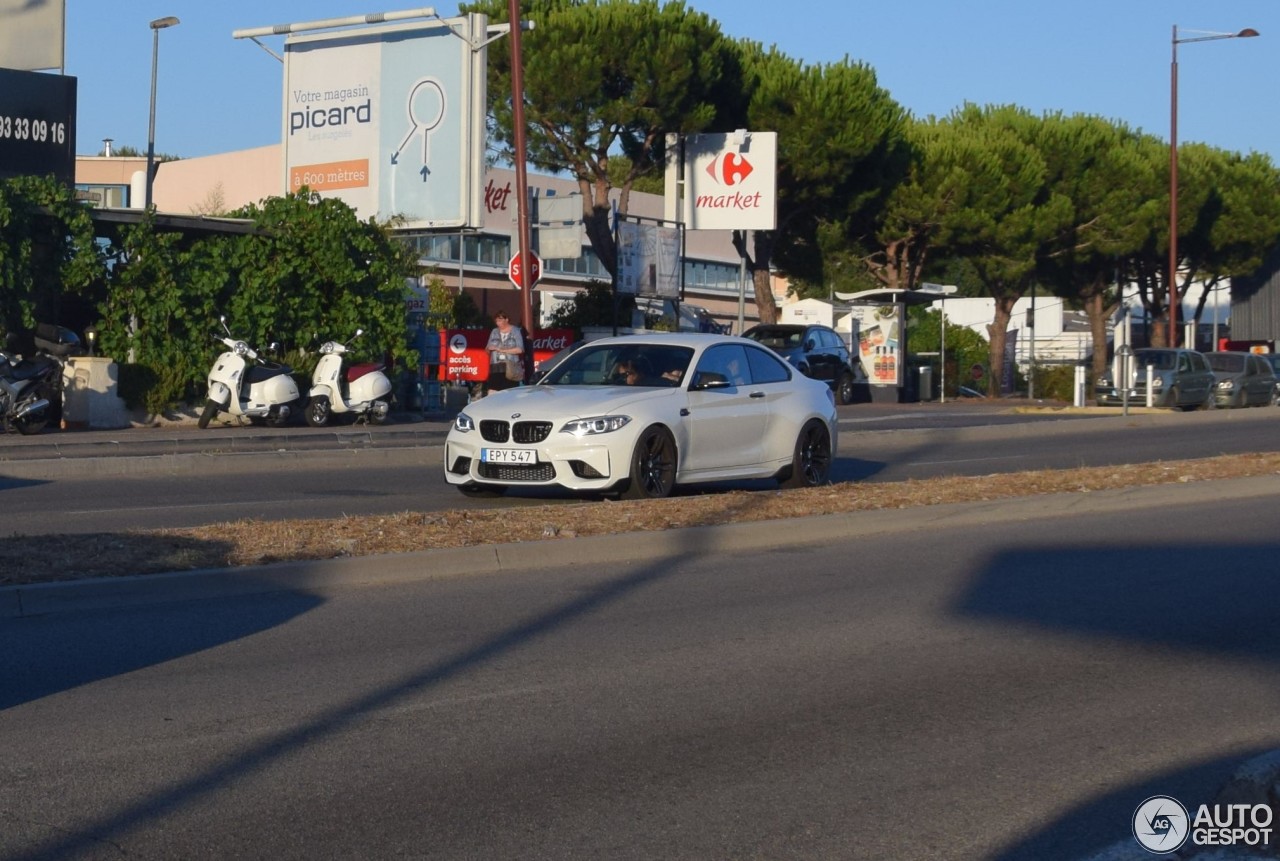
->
(74, 146, 786, 333)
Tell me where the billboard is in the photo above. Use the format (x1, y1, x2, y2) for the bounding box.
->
(0, 0, 64, 71)
(664, 131, 777, 231)
(0, 68, 76, 184)
(616, 219, 682, 298)
(848, 303, 903, 387)
(282, 14, 487, 229)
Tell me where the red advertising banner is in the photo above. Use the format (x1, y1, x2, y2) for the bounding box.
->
(440, 328, 574, 382)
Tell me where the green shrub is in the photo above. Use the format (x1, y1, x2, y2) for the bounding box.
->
(1028, 362, 1089, 402)
(116, 363, 159, 411)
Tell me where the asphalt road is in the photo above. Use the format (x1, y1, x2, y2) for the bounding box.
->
(2, 483, 1277, 860)
(0, 404, 1276, 536)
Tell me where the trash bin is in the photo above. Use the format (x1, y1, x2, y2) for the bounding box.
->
(918, 365, 934, 402)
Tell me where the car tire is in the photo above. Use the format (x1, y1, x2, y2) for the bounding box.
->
(621, 425, 677, 500)
(780, 419, 832, 489)
(457, 483, 505, 498)
(837, 372, 856, 405)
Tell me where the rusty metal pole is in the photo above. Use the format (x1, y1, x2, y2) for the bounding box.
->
(1169, 25, 1179, 348)
(507, 0, 535, 333)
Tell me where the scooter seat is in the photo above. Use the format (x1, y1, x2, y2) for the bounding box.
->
(347, 362, 383, 383)
(244, 363, 291, 386)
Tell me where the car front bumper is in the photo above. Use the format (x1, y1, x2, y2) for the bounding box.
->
(1095, 386, 1174, 407)
(443, 432, 626, 492)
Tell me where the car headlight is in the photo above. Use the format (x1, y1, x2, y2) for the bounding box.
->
(1150, 376, 1164, 389)
(1216, 379, 1234, 390)
(453, 411, 475, 433)
(561, 415, 631, 436)
(1097, 375, 1112, 386)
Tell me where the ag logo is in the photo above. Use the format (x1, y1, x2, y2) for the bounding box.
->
(1133, 795, 1189, 853)
(705, 152, 754, 187)
(449, 333, 468, 355)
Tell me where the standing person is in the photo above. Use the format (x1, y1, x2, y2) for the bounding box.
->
(484, 310, 526, 395)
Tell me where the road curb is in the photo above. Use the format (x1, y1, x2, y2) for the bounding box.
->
(5, 473, 1278, 620)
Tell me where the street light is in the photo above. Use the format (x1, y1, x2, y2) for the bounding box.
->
(145, 16, 180, 211)
(1169, 24, 1257, 347)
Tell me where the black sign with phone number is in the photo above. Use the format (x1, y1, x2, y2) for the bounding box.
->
(0, 68, 77, 185)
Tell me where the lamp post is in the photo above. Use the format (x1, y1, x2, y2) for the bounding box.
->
(145, 16, 180, 211)
(1169, 24, 1257, 347)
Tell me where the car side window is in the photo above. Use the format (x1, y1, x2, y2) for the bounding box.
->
(1178, 355, 1190, 372)
(745, 344, 791, 384)
(694, 344, 750, 387)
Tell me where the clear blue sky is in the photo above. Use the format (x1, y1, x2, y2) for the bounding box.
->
(65, 0, 1279, 162)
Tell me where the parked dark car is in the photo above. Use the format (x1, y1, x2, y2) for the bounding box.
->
(742, 323, 858, 404)
(1255, 353, 1280, 406)
(1094, 347, 1215, 410)
(1205, 351, 1277, 408)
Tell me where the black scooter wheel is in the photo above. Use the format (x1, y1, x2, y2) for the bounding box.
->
(197, 399, 219, 429)
(305, 396, 330, 427)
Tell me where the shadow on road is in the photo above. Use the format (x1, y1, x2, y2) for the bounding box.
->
(2, 489, 788, 860)
(955, 541, 1280, 859)
(0, 583, 321, 713)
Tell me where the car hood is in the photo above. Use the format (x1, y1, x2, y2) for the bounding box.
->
(458, 385, 672, 421)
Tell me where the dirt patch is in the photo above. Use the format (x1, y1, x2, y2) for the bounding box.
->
(3, 452, 1278, 587)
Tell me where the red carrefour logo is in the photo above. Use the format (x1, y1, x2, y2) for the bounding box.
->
(705, 152, 754, 186)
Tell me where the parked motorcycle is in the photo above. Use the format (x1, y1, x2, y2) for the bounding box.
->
(0, 335, 60, 435)
(305, 329, 392, 427)
(198, 318, 301, 429)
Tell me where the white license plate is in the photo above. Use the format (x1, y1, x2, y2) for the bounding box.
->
(481, 448, 537, 464)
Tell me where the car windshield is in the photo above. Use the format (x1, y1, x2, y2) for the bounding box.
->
(744, 327, 804, 349)
(539, 343, 694, 388)
(1207, 353, 1245, 373)
(1133, 349, 1176, 370)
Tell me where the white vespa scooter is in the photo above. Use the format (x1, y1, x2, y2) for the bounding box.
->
(304, 329, 392, 427)
(197, 318, 302, 429)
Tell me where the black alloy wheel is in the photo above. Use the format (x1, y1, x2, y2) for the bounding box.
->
(622, 426, 677, 500)
(305, 396, 331, 428)
(781, 419, 832, 489)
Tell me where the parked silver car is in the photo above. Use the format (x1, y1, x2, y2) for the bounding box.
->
(1205, 352, 1277, 408)
(1095, 348, 1215, 410)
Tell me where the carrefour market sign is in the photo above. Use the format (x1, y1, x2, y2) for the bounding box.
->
(664, 131, 777, 231)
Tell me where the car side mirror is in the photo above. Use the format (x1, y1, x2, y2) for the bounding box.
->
(691, 371, 730, 391)
(804, 339, 816, 351)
